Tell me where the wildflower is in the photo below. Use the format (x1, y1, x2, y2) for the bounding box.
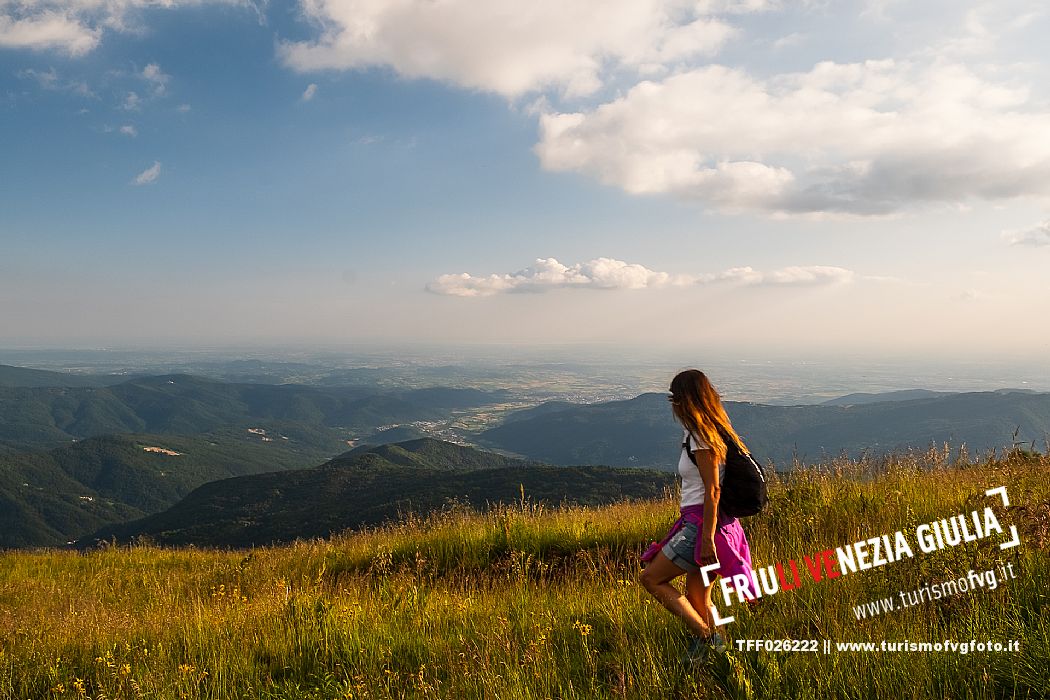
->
(50, 684, 65, 694)
(120, 663, 131, 676)
(178, 663, 195, 674)
(572, 620, 593, 637)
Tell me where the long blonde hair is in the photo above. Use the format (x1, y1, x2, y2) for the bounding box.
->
(669, 369, 745, 466)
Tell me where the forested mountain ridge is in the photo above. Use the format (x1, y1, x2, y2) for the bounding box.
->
(480, 390, 1050, 469)
(0, 433, 328, 548)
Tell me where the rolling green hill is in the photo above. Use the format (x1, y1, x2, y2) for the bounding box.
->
(479, 390, 1050, 469)
(0, 448, 143, 549)
(86, 439, 675, 548)
(0, 434, 330, 549)
(338, 437, 529, 469)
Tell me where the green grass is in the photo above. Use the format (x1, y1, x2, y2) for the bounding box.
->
(1, 447, 1047, 699)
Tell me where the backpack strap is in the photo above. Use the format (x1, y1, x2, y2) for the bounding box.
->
(718, 424, 750, 455)
(682, 432, 697, 466)
(682, 430, 715, 466)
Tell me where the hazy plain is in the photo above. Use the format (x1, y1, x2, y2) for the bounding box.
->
(2, 345, 1047, 406)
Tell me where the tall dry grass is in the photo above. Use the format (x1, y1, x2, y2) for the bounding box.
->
(1, 446, 1047, 699)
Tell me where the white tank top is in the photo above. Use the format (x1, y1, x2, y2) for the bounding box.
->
(679, 430, 726, 508)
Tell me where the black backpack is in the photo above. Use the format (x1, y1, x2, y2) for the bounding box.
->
(683, 427, 768, 518)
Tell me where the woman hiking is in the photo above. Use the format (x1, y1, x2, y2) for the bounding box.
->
(639, 369, 757, 661)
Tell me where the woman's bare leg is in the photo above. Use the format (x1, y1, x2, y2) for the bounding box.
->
(639, 552, 712, 637)
(685, 570, 716, 632)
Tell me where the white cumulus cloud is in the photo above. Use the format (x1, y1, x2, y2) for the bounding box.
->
(427, 258, 859, 296)
(535, 60, 1050, 216)
(271, 0, 1050, 218)
(0, 0, 248, 56)
(0, 10, 100, 55)
(119, 124, 137, 136)
(427, 257, 682, 297)
(301, 83, 317, 101)
(132, 161, 161, 185)
(278, 0, 755, 97)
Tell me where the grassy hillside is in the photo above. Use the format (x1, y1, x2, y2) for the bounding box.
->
(0, 448, 1045, 699)
(87, 439, 674, 548)
(480, 391, 1050, 468)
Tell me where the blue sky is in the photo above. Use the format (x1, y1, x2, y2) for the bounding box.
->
(2, 0, 1049, 359)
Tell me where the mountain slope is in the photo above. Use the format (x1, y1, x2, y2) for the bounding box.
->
(820, 389, 955, 405)
(0, 434, 329, 549)
(0, 451, 143, 548)
(339, 438, 529, 469)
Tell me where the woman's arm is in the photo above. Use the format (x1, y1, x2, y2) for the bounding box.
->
(695, 444, 721, 565)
